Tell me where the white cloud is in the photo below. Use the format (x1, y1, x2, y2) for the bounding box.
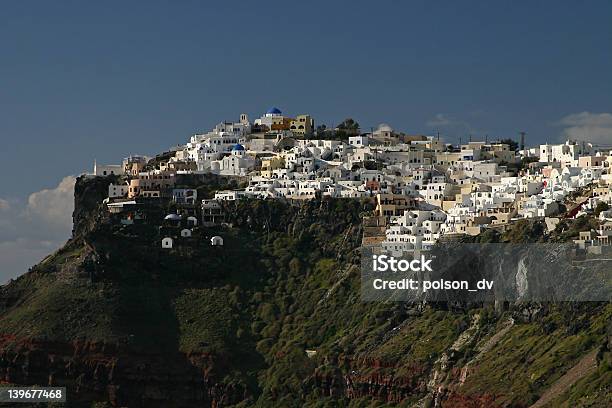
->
(0, 176, 76, 284)
(25, 176, 76, 230)
(426, 113, 475, 136)
(427, 113, 453, 126)
(558, 112, 612, 145)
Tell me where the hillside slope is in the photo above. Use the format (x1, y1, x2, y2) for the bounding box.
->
(0, 175, 610, 408)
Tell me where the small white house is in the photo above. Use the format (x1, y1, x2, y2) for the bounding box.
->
(181, 229, 192, 238)
(211, 236, 224, 246)
(349, 135, 369, 147)
(94, 161, 122, 176)
(162, 237, 173, 249)
(187, 216, 198, 227)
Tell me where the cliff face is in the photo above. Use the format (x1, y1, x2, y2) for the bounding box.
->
(0, 335, 249, 408)
(0, 176, 610, 408)
(72, 175, 117, 239)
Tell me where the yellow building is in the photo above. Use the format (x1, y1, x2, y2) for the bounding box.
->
(487, 143, 516, 163)
(375, 193, 416, 217)
(270, 117, 293, 131)
(289, 114, 314, 136)
(434, 152, 462, 166)
(260, 157, 285, 177)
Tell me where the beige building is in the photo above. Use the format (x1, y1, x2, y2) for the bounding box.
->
(362, 215, 388, 245)
(434, 152, 462, 166)
(578, 155, 607, 168)
(487, 143, 516, 163)
(480, 203, 516, 224)
(289, 115, 314, 136)
(260, 156, 285, 178)
(125, 161, 146, 176)
(128, 171, 176, 198)
(375, 193, 417, 217)
(370, 124, 399, 146)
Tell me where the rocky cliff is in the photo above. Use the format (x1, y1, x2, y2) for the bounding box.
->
(0, 175, 609, 408)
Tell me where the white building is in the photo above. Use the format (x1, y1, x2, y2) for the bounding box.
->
(213, 144, 256, 176)
(254, 107, 284, 129)
(382, 209, 447, 255)
(539, 140, 593, 165)
(349, 135, 369, 147)
(93, 161, 122, 176)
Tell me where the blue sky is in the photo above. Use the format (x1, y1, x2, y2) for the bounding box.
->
(1, 1, 611, 281)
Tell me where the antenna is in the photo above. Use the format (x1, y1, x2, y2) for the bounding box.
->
(519, 131, 526, 152)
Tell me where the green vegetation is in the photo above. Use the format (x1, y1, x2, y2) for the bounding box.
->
(462, 304, 610, 406)
(545, 348, 611, 407)
(0, 259, 116, 343)
(552, 215, 600, 242)
(313, 118, 360, 140)
(174, 288, 240, 354)
(595, 202, 610, 216)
